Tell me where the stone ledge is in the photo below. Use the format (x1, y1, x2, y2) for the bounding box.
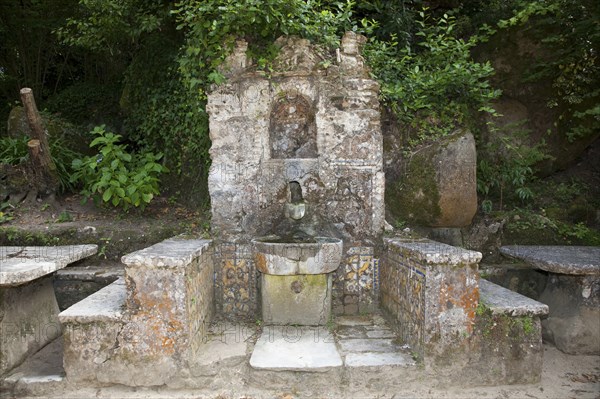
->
(58, 278, 126, 324)
(121, 237, 212, 268)
(0, 245, 98, 286)
(500, 245, 600, 275)
(479, 279, 549, 317)
(384, 238, 482, 265)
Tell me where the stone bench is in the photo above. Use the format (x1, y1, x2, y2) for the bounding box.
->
(59, 237, 214, 386)
(0, 245, 97, 376)
(500, 245, 600, 354)
(380, 238, 553, 385)
(474, 279, 549, 384)
(59, 278, 126, 383)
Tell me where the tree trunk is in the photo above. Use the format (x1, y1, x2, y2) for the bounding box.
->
(20, 87, 59, 197)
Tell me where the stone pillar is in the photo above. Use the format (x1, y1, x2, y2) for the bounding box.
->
(116, 238, 214, 386)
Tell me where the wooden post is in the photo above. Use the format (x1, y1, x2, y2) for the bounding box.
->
(20, 87, 59, 196)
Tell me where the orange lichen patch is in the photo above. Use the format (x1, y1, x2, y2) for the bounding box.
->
(130, 289, 186, 357)
(438, 274, 480, 334)
(461, 287, 480, 333)
(254, 253, 267, 274)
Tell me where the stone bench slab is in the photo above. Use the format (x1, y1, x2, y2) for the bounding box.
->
(0, 245, 98, 286)
(385, 238, 482, 265)
(479, 279, 549, 317)
(121, 237, 211, 268)
(500, 245, 600, 275)
(59, 278, 126, 324)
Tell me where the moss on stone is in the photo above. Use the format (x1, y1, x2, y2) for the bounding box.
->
(387, 154, 441, 226)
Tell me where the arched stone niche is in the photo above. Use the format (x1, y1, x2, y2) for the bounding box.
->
(269, 91, 317, 159)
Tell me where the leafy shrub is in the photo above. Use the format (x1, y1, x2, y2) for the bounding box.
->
(0, 201, 14, 224)
(505, 208, 600, 246)
(364, 10, 500, 146)
(71, 125, 167, 210)
(477, 121, 549, 210)
(44, 81, 122, 127)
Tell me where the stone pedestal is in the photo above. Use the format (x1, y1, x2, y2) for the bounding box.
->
(0, 276, 61, 376)
(539, 274, 599, 355)
(261, 274, 332, 325)
(500, 245, 600, 354)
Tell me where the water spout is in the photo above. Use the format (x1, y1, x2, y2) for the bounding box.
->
(286, 181, 305, 220)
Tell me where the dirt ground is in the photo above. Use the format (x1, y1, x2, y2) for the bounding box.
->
(4, 344, 595, 399)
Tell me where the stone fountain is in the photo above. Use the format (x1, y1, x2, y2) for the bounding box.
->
(206, 32, 385, 324)
(206, 32, 385, 369)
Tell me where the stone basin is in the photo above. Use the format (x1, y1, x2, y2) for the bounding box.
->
(252, 236, 343, 275)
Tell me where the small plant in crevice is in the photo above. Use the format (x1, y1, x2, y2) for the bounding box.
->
(71, 125, 168, 211)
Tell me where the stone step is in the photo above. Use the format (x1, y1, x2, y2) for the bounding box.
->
(249, 315, 416, 372)
(334, 315, 415, 368)
(0, 338, 65, 398)
(249, 326, 343, 371)
(58, 278, 126, 383)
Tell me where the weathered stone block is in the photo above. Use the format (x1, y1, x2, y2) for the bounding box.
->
(261, 274, 331, 325)
(387, 129, 477, 228)
(471, 279, 549, 384)
(117, 238, 214, 385)
(59, 238, 215, 386)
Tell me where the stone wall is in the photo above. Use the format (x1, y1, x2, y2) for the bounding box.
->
(207, 33, 385, 318)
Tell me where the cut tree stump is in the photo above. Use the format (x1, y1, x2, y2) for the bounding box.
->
(20, 87, 59, 197)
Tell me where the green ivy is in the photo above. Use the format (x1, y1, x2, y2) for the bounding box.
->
(172, 0, 360, 95)
(71, 125, 168, 210)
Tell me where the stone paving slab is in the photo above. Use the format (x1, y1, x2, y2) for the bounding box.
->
(338, 338, 401, 353)
(500, 245, 600, 275)
(250, 326, 342, 371)
(0, 245, 98, 286)
(479, 279, 549, 317)
(345, 351, 415, 367)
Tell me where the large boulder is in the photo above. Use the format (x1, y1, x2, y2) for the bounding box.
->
(387, 129, 478, 227)
(5, 106, 30, 138)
